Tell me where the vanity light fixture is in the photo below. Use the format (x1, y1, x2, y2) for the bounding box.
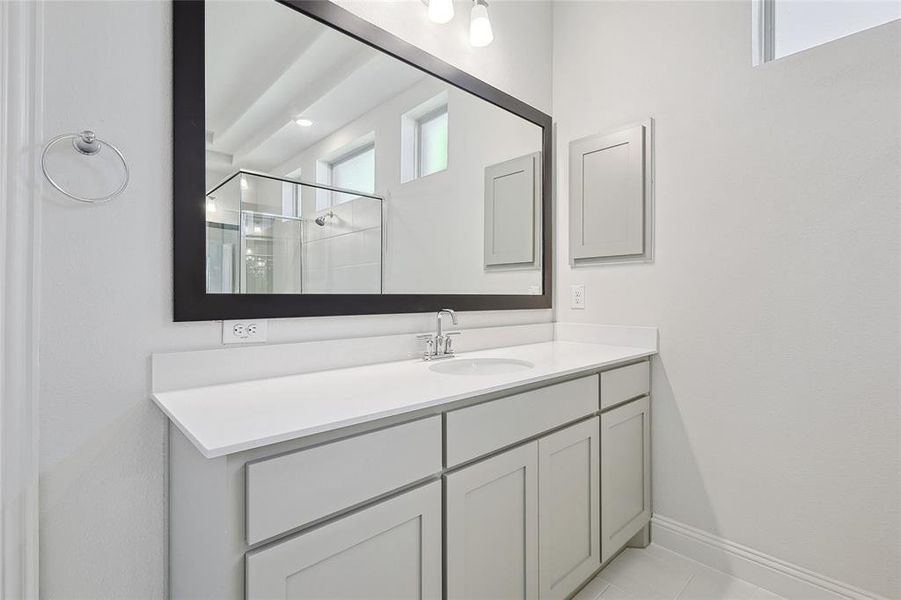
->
(427, 0, 454, 24)
(469, 0, 494, 47)
(294, 117, 313, 127)
(206, 197, 216, 213)
(422, 0, 492, 48)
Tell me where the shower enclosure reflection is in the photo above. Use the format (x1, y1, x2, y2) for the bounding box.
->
(205, 170, 383, 294)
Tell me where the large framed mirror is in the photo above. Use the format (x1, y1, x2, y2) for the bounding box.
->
(173, 0, 552, 320)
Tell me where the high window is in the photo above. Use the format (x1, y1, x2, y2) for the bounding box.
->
(330, 144, 375, 195)
(402, 93, 449, 183)
(316, 140, 376, 210)
(415, 107, 449, 178)
(755, 0, 900, 64)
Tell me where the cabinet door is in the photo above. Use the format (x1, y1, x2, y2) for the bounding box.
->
(446, 442, 539, 600)
(246, 481, 441, 600)
(569, 125, 646, 261)
(600, 396, 651, 563)
(484, 152, 541, 268)
(538, 418, 601, 600)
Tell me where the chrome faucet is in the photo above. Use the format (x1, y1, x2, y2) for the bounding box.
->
(417, 308, 460, 361)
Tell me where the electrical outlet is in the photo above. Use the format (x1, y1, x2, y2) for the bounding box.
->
(222, 319, 268, 344)
(571, 284, 586, 309)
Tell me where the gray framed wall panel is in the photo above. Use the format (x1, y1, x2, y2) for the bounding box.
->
(569, 121, 654, 264)
(484, 152, 541, 269)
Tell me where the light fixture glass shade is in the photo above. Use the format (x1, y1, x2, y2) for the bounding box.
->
(469, 0, 493, 47)
(428, 0, 454, 24)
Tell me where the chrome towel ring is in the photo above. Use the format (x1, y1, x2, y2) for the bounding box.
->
(41, 130, 129, 203)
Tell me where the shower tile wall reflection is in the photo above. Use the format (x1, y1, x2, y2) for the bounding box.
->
(205, 172, 383, 294)
(303, 195, 383, 294)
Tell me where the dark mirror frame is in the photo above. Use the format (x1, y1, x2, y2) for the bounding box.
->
(173, 0, 553, 321)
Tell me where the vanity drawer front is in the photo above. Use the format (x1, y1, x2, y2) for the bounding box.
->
(600, 361, 649, 410)
(246, 416, 442, 545)
(445, 375, 598, 468)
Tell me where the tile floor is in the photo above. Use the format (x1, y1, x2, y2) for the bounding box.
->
(575, 544, 785, 600)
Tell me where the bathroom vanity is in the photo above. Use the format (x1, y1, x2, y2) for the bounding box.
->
(154, 339, 654, 599)
(164, 2, 656, 594)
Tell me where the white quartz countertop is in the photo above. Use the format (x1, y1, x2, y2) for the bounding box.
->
(152, 341, 655, 458)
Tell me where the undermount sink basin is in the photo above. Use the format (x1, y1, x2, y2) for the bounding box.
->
(429, 357, 535, 375)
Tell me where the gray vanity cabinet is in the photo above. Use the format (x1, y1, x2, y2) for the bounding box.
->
(600, 395, 651, 563)
(246, 481, 442, 600)
(538, 418, 601, 600)
(168, 363, 652, 600)
(445, 442, 540, 600)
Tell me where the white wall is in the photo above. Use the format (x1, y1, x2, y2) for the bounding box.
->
(37, 1, 552, 597)
(553, 2, 899, 597)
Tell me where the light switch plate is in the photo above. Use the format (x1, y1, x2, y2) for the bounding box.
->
(222, 319, 268, 344)
(571, 284, 586, 309)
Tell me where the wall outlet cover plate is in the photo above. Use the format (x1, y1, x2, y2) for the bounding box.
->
(222, 319, 269, 344)
(571, 284, 586, 309)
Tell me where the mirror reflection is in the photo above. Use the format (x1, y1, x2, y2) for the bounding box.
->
(205, 1, 542, 295)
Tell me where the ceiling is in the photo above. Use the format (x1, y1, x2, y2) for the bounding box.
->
(205, 1, 426, 180)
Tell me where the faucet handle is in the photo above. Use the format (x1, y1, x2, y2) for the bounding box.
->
(416, 333, 436, 360)
(444, 331, 461, 355)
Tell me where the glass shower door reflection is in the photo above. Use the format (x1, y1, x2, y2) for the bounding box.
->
(240, 211, 304, 294)
(206, 223, 239, 294)
(205, 171, 384, 294)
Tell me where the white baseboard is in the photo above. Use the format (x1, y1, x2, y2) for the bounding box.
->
(651, 515, 886, 600)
